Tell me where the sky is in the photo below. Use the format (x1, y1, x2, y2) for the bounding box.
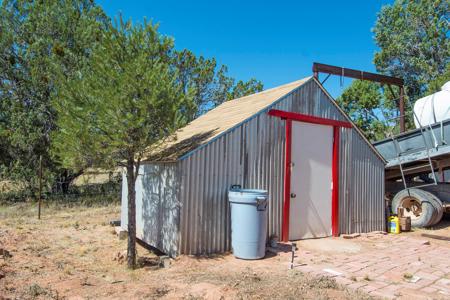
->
(97, 0, 393, 98)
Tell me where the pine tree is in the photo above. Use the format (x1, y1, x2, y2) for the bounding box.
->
(53, 18, 189, 269)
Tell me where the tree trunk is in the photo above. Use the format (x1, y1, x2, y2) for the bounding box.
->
(126, 157, 137, 269)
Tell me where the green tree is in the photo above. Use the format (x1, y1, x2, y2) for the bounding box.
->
(53, 18, 189, 269)
(173, 49, 263, 122)
(337, 80, 395, 141)
(0, 0, 109, 192)
(426, 63, 450, 95)
(228, 78, 264, 100)
(373, 0, 449, 99)
(338, 0, 448, 139)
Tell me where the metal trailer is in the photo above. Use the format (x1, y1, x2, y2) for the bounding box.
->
(373, 119, 450, 227)
(312, 62, 448, 228)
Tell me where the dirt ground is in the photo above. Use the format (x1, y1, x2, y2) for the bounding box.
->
(0, 203, 374, 300)
(0, 203, 449, 300)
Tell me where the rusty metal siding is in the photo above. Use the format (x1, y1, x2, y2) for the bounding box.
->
(176, 80, 385, 255)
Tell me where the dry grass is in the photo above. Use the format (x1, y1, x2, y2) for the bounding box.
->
(0, 203, 374, 299)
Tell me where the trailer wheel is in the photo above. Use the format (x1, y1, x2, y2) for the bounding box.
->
(427, 195, 444, 226)
(391, 189, 437, 227)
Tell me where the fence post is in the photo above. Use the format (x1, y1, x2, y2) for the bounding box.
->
(38, 155, 42, 219)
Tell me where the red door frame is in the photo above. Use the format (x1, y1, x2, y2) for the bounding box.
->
(268, 109, 352, 241)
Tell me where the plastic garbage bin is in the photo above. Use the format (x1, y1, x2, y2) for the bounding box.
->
(228, 188, 268, 259)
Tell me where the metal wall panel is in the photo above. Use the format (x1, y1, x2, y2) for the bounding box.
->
(123, 80, 386, 255)
(176, 80, 386, 255)
(121, 163, 181, 257)
(178, 113, 288, 254)
(338, 128, 386, 234)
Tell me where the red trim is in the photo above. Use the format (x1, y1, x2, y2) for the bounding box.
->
(282, 119, 292, 242)
(332, 126, 340, 237)
(268, 109, 352, 128)
(271, 109, 347, 241)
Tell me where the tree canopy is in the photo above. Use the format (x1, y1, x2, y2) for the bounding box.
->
(373, 0, 449, 99)
(173, 49, 263, 123)
(336, 81, 390, 141)
(0, 0, 263, 194)
(337, 0, 449, 140)
(0, 0, 109, 192)
(53, 18, 186, 171)
(52, 19, 190, 268)
(0, 0, 264, 268)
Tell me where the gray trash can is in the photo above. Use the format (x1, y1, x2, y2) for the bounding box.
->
(228, 188, 268, 259)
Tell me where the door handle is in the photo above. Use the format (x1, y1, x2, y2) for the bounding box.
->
(290, 193, 296, 198)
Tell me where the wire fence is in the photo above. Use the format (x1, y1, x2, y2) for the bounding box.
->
(0, 171, 122, 206)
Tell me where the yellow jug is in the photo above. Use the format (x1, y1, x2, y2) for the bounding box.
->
(388, 216, 400, 234)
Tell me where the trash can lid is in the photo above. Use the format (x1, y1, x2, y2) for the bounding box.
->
(228, 189, 268, 203)
(230, 188, 266, 193)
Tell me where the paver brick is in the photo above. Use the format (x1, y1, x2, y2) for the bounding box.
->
(401, 282, 422, 290)
(334, 276, 354, 286)
(432, 270, 446, 277)
(347, 281, 368, 290)
(414, 271, 441, 281)
(410, 278, 435, 289)
(430, 284, 450, 294)
(436, 278, 450, 287)
(361, 284, 378, 293)
(369, 289, 397, 299)
(421, 286, 438, 294)
(286, 235, 449, 299)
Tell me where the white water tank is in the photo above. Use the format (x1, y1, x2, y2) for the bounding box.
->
(413, 81, 450, 128)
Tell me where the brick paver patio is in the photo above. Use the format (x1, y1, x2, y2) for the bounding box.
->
(279, 234, 450, 299)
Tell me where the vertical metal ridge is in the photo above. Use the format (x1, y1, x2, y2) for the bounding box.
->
(128, 80, 385, 255)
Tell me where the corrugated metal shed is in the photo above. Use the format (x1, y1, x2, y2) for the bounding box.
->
(146, 78, 311, 162)
(122, 77, 386, 256)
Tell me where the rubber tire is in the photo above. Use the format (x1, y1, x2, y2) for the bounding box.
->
(391, 188, 437, 228)
(427, 195, 444, 226)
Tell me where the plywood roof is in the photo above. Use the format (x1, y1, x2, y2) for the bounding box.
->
(145, 77, 311, 161)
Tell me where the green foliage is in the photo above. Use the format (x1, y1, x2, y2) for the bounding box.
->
(0, 1, 263, 198)
(228, 78, 264, 101)
(0, 0, 109, 190)
(373, 0, 449, 98)
(426, 63, 450, 95)
(173, 49, 263, 122)
(53, 18, 187, 170)
(339, 0, 449, 140)
(337, 80, 392, 141)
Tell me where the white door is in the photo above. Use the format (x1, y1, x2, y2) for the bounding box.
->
(289, 121, 333, 240)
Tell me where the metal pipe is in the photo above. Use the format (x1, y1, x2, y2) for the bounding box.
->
(290, 242, 297, 269)
(400, 86, 405, 132)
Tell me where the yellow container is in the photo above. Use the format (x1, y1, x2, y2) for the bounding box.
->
(388, 216, 400, 234)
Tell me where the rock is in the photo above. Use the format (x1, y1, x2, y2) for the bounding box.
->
(341, 233, 360, 239)
(110, 220, 121, 227)
(266, 247, 280, 255)
(269, 235, 279, 248)
(419, 240, 430, 245)
(0, 271, 5, 279)
(0, 248, 11, 258)
(115, 227, 127, 240)
(159, 256, 171, 268)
